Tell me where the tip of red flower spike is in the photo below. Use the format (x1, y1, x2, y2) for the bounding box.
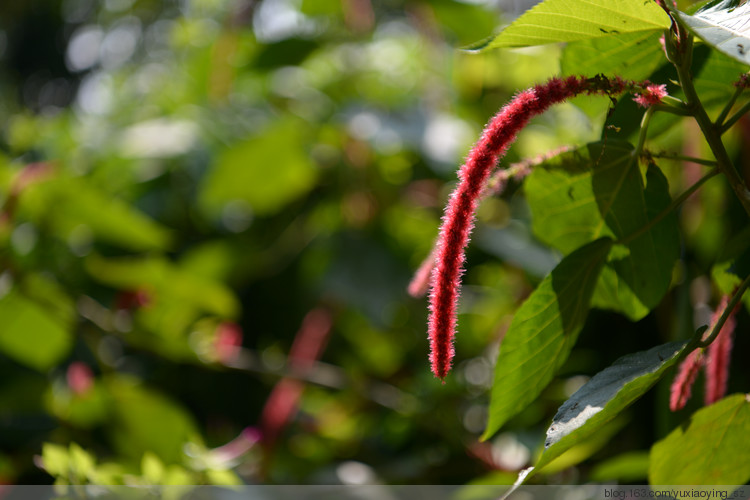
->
(634, 84, 668, 108)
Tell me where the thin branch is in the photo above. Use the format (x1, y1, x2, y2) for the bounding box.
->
(643, 150, 718, 167)
(697, 274, 750, 348)
(721, 100, 750, 134)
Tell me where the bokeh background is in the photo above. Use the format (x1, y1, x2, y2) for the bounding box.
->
(1, 0, 747, 486)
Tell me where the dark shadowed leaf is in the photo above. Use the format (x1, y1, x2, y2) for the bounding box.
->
(650, 393, 750, 485)
(466, 0, 669, 51)
(482, 238, 612, 440)
(525, 141, 679, 320)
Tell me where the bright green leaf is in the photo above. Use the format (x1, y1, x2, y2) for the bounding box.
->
(41, 443, 70, 478)
(679, 0, 750, 67)
(525, 141, 679, 320)
(536, 341, 687, 471)
(0, 289, 72, 371)
(200, 118, 318, 218)
(466, 0, 670, 51)
(650, 393, 750, 485)
(482, 238, 612, 440)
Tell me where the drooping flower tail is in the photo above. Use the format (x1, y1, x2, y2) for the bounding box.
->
(425, 75, 664, 379)
(669, 348, 703, 411)
(704, 295, 738, 405)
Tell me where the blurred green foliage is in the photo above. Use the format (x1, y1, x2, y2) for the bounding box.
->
(0, 0, 747, 488)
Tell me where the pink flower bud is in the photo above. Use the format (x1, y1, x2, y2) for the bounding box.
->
(67, 362, 94, 396)
(633, 83, 668, 108)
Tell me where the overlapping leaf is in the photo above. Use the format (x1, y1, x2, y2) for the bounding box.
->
(525, 140, 679, 320)
(482, 238, 612, 439)
(466, 0, 670, 51)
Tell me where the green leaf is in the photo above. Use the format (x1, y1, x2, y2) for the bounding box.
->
(199, 118, 318, 218)
(679, 0, 750, 67)
(590, 451, 650, 482)
(22, 177, 172, 251)
(525, 141, 679, 320)
(482, 237, 612, 440)
(466, 0, 670, 51)
(0, 289, 72, 371)
(650, 393, 750, 485)
(536, 341, 687, 471)
(106, 376, 201, 464)
(561, 31, 665, 81)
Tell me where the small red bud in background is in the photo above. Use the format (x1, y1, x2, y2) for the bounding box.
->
(67, 362, 94, 396)
(214, 322, 243, 364)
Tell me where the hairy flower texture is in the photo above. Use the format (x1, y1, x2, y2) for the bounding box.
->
(407, 148, 566, 299)
(633, 83, 668, 108)
(705, 295, 738, 405)
(735, 73, 750, 89)
(424, 75, 651, 380)
(669, 348, 704, 411)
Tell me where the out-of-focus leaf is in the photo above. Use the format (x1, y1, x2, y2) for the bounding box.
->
(679, 0, 750, 67)
(482, 238, 612, 440)
(466, 0, 670, 51)
(106, 376, 201, 464)
(525, 141, 679, 320)
(200, 118, 318, 218)
(650, 394, 750, 484)
(86, 254, 239, 319)
(431, 0, 500, 46)
(536, 341, 687, 471)
(22, 176, 171, 251)
(0, 289, 72, 371)
(590, 451, 650, 482)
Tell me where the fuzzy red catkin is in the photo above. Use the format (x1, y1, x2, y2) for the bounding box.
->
(424, 75, 668, 380)
(428, 76, 597, 380)
(669, 348, 703, 412)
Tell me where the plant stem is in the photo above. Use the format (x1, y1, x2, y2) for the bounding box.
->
(634, 107, 655, 158)
(674, 34, 750, 218)
(716, 85, 745, 127)
(721, 100, 750, 134)
(617, 168, 720, 246)
(697, 273, 750, 347)
(644, 151, 717, 167)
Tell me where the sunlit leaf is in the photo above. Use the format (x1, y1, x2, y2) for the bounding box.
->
(650, 393, 750, 484)
(679, 0, 750, 67)
(466, 0, 670, 51)
(590, 451, 650, 482)
(525, 141, 679, 320)
(536, 341, 687, 471)
(482, 238, 612, 440)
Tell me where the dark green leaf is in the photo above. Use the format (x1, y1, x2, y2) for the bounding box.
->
(525, 141, 679, 320)
(650, 393, 750, 484)
(679, 0, 750, 67)
(466, 0, 670, 51)
(482, 238, 612, 440)
(536, 341, 687, 470)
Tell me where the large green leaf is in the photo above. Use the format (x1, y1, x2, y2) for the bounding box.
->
(199, 118, 318, 218)
(0, 289, 72, 371)
(650, 393, 750, 485)
(525, 141, 679, 320)
(536, 341, 687, 471)
(482, 238, 612, 440)
(467, 0, 670, 51)
(679, 0, 750, 67)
